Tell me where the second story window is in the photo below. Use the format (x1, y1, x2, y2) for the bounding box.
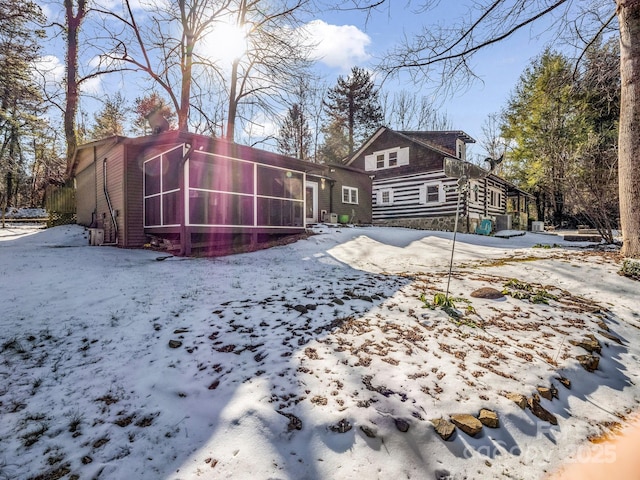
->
(364, 147, 409, 171)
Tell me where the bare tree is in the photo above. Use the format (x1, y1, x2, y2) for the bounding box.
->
(95, 0, 232, 132)
(365, 0, 638, 257)
(480, 112, 505, 173)
(382, 90, 452, 131)
(223, 0, 313, 141)
(97, 0, 311, 141)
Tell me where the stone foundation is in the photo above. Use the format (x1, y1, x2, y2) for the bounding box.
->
(375, 216, 476, 233)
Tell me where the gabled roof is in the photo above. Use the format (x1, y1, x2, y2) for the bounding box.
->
(345, 127, 476, 166)
(399, 130, 475, 146)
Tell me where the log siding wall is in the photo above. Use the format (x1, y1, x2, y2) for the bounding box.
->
(372, 171, 459, 220)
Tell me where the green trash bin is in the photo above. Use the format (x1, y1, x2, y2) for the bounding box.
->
(338, 214, 350, 224)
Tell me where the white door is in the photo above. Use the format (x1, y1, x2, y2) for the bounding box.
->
(305, 181, 318, 224)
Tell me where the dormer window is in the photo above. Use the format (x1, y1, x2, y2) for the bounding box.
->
(364, 147, 409, 171)
(456, 139, 466, 160)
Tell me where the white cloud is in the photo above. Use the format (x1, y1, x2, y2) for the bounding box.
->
(81, 76, 103, 95)
(34, 55, 65, 84)
(303, 20, 371, 71)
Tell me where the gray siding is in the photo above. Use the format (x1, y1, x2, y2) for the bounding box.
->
(75, 162, 96, 226)
(95, 145, 125, 244)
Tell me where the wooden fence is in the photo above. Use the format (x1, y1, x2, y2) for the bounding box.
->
(45, 185, 76, 226)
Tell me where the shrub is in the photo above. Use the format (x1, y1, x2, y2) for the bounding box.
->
(620, 259, 640, 281)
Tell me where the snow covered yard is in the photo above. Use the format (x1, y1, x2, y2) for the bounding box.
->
(1, 224, 639, 480)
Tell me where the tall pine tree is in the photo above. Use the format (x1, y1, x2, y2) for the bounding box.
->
(0, 0, 46, 209)
(277, 103, 312, 161)
(322, 67, 383, 162)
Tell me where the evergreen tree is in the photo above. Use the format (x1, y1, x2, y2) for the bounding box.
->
(569, 38, 620, 241)
(0, 0, 46, 209)
(318, 119, 349, 163)
(501, 50, 580, 225)
(277, 103, 312, 161)
(88, 93, 128, 140)
(322, 67, 383, 160)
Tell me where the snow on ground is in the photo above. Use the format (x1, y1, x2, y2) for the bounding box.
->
(0, 224, 639, 480)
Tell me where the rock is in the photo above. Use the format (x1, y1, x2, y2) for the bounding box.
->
(329, 418, 352, 433)
(359, 425, 377, 438)
(293, 304, 308, 314)
(478, 409, 499, 428)
(331, 297, 344, 306)
(394, 418, 410, 432)
(569, 334, 601, 354)
(431, 418, 455, 441)
(173, 328, 189, 334)
(81, 456, 92, 464)
(450, 414, 483, 437)
(506, 392, 527, 409)
(557, 377, 571, 389)
(470, 287, 505, 300)
(168, 339, 182, 349)
(537, 386, 553, 401)
(597, 330, 623, 345)
(527, 395, 558, 425)
(577, 354, 599, 372)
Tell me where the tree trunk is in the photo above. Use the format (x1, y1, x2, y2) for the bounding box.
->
(617, 0, 640, 258)
(179, 33, 194, 132)
(64, 0, 86, 176)
(226, 59, 240, 141)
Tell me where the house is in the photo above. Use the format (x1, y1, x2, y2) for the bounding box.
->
(69, 131, 371, 254)
(345, 126, 531, 233)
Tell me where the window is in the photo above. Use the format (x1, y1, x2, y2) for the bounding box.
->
(471, 183, 479, 203)
(342, 186, 358, 204)
(426, 185, 440, 202)
(456, 139, 466, 160)
(378, 189, 393, 205)
(364, 147, 409, 170)
(419, 182, 445, 204)
(144, 145, 183, 227)
(490, 189, 502, 207)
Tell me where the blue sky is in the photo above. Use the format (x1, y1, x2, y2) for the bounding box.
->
(312, 2, 572, 156)
(36, 1, 577, 157)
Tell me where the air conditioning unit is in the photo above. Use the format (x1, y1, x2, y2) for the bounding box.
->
(496, 214, 512, 231)
(531, 221, 544, 233)
(329, 213, 338, 223)
(89, 228, 104, 246)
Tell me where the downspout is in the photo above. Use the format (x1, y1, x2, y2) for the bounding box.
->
(178, 143, 194, 257)
(103, 158, 118, 245)
(329, 179, 336, 213)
